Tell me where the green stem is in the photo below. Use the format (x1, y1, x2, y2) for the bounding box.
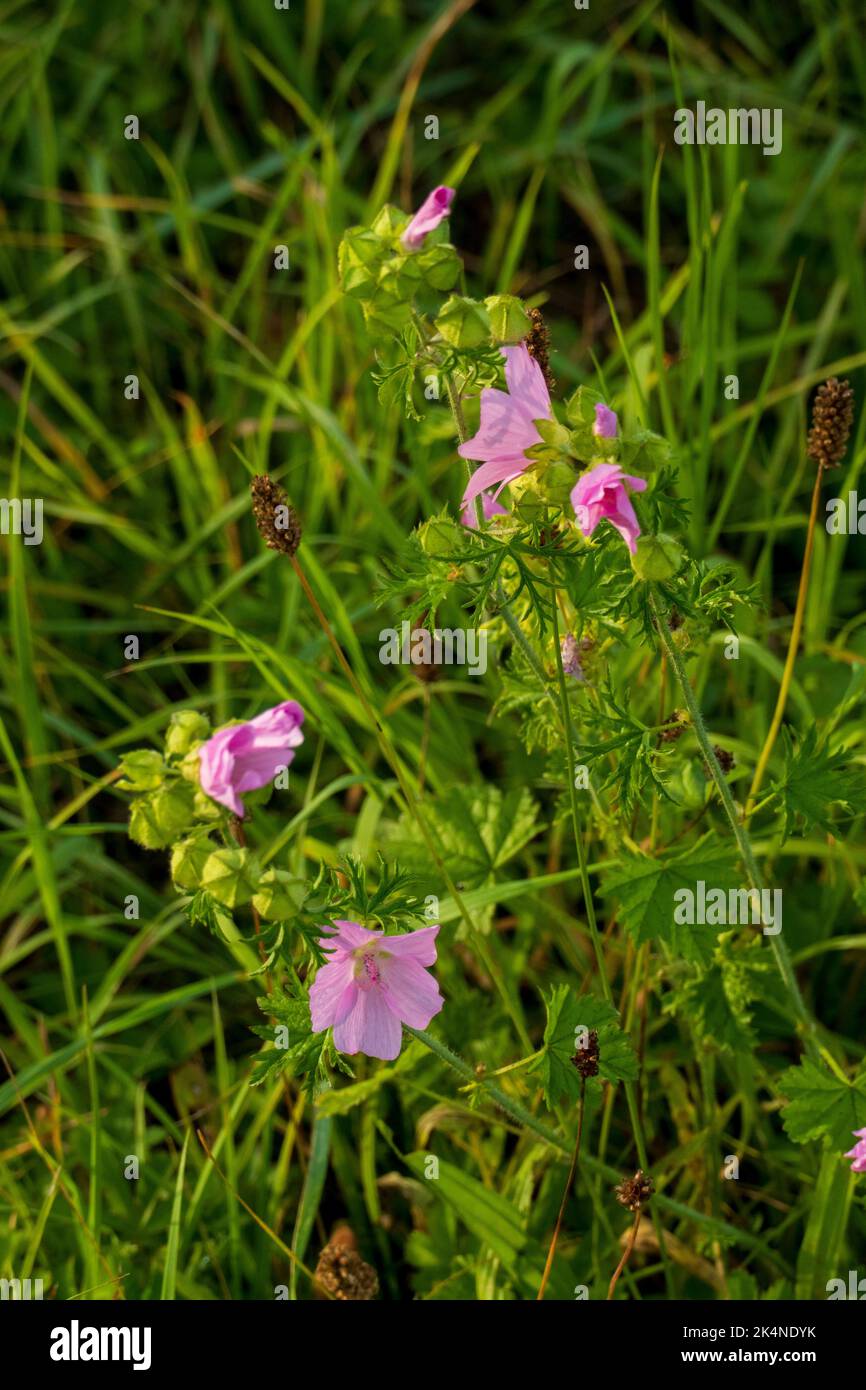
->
(650, 591, 820, 1061)
(443, 370, 671, 1290)
(551, 601, 609, 995)
(496, 589, 563, 723)
(551, 597, 675, 1295)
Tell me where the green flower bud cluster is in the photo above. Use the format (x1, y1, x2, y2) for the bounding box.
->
(119, 711, 304, 921)
(119, 710, 213, 853)
(338, 208, 461, 334)
(509, 388, 676, 538)
(338, 203, 534, 358)
(563, 386, 672, 470)
(435, 293, 531, 349)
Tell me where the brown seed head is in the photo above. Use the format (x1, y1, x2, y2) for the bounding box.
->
(524, 307, 555, 394)
(807, 377, 854, 470)
(250, 474, 302, 557)
(315, 1234, 379, 1301)
(570, 1028, 600, 1079)
(614, 1169, 654, 1212)
(659, 710, 688, 744)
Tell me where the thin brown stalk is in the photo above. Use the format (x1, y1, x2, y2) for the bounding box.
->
(745, 464, 824, 818)
(537, 1077, 586, 1300)
(607, 1208, 642, 1301)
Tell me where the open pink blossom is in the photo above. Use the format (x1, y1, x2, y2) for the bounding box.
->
(460, 490, 509, 529)
(310, 921, 443, 1060)
(402, 186, 455, 250)
(845, 1127, 866, 1173)
(198, 700, 304, 818)
(593, 403, 618, 438)
(570, 463, 647, 554)
(459, 344, 552, 513)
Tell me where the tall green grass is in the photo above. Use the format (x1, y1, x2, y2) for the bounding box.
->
(1, 0, 864, 1300)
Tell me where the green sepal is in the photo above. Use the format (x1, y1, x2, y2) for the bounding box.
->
(435, 295, 491, 348)
(200, 846, 257, 908)
(117, 749, 166, 792)
(165, 710, 210, 757)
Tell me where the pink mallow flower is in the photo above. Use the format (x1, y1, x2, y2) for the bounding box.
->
(593, 402, 618, 438)
(402, 186, 455, 250)
(459, 344, 552, 513)
(460, 490, 509, 529)
(198, 700, 305, 818)
(310, 921, 444, 1060)
(845, 1128, 866, 1173)
(570, 463, 647, 555)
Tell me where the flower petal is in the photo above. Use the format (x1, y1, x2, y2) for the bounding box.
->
(385, 924, 440, 966)
(461, 458, 528, 510)
(309, 958, 357, 1031)
(402, 185, 455, 250)
(318, 919, 382, 952)
(458, 388, 539, 463)
(380, 956, 444, 1029)
(502, 344, 551, 422)
(333, 987, 403, 1060)
(592, 403, 618, 438)
(460, 491, 509, 528)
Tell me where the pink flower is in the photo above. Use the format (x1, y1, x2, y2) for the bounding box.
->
(310, 921, 444, 1060)
(402, 186, 455, 250)
(593, 403, 618, 438)
(198, 701, 305, 818)
(561, 634, 589, 680)
(845, 1127, 866, 1173)
(460, 490, 509, 528)
(570, 463, 647, 555)
(459, 344, 552, 513)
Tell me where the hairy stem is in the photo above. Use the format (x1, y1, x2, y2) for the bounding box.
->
(650, 591, 819, 1060)
(552, 597, 674, 1294)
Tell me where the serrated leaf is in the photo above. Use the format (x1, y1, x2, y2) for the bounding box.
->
(779, 1058, 866, 1148)
(772, 726, 861, 842)
(537, 985, 637, 1108)
(601, 834, 740, 965)
(388, 785, 543, 933)
(250, 991, 325, 1091)
(667, 947, 772, 1054)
